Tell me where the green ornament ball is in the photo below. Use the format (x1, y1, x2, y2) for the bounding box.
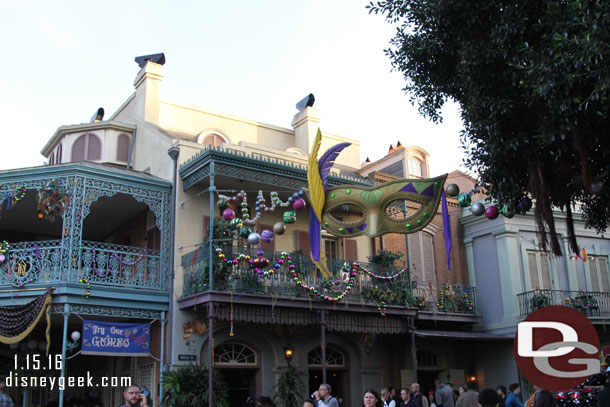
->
(501, 204, 515, 219)
(283, 211, 296, 224)
(230, 218, 243, 229)
(239, 226, 252, 238)
(217, 198, 228, 211)
(458, 193, 472, 208)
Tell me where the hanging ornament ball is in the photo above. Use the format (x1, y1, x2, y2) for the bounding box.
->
(273, 222, 286, 235)
(217, 198, 228, 211)
(239, 226, 252, 239)
(247, 232, 261, 245)
(458, 193, 472, 208)
(446, 183, 460, 197)
(501, 204, 515, 219)
(0, 254, 4, 262)
(485, 205, 499, 220)
(518, 196, 532, 214)
(253, 255, 270, 269)
(222, 208, 236, 221)
(230, 218, 243, 229)
(470, 202, 485, 216)
(292, 198, 306, 211)
(283, 211, 296, 224)
(261, 230, 274, 243)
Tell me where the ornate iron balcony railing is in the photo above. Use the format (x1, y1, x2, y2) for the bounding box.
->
(517, 289, 610, 319)
(182, 248, 477, 314)
(0, 240, 165, 290)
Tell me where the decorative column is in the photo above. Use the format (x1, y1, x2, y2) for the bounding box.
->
(464, 238, 476, 288)
(493, 230, 522, 323)
(60, 176, 86, 282)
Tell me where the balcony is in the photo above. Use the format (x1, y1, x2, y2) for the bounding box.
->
(0, 240, 165, 290)
(517, 289, 610, 319)
(181, 248, 478, 315)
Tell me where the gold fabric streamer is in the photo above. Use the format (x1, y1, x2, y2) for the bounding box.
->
(307, 128, 325, 223)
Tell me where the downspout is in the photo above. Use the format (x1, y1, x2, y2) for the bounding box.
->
(159, 312, 166, 407)
(208, 161, 216, 407)
(127, 128, 137, 170)
(166, 146, 180, 381)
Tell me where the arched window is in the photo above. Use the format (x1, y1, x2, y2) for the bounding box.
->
(202, 134, 225, 147)
(116, 133, 131, 163)
(408, 158, 423, 177)
(48, 154, 55, 165)
(214, 342, 257, 366)
(72, 133, 102, 162)
(56, 144, 62, 164)
(308, 345, 345, 367)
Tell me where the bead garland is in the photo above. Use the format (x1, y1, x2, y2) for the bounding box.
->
(12, 278, 34, 288)
(80, 279, 91, 298)
(363, 266, 407, 280)
(218, 189, 305, 225)
(0, 240, 9, 262)
(215, 248, 294, 278)
(377, 301, 387, 316)
(292, 262, 357, 302)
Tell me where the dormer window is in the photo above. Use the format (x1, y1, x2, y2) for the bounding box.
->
(72, 133, 101, 162)
(56, 144, 62, 164)
(201, 134, 225, 147)
(116, 133, 131, 163)
(408, 158, 423, 177)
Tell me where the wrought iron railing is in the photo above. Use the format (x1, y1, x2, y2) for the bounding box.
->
(517, 289, 610, 319)
(0, 240, 165, 290)
(182, 248, 478, 314)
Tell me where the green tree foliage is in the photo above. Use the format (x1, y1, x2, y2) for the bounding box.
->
(163, 364, 229, 407)
(369, 0, 610, 255)
(273, 361, 307, 407)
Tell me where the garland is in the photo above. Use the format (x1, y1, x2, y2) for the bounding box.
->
(293, 262, 357, 302)
(215, 248, 294, 278)
(12, 278, 34, 288)
(377, 301, 387, 316)
(79, 279, 91, 299)
(0, 240, 9, 262)
(363, 266, 407, 280)
(218, 189, 305, 225)
(1, 185, 28, 216)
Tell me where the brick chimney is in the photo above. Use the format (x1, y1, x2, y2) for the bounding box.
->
(133, 60, 164, 124)
(291, 106, 320, 154)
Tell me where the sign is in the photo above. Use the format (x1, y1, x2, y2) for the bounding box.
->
(514, 305, 600, 390)
(178, 354, 196, 361)
(82, 320, 150, 356)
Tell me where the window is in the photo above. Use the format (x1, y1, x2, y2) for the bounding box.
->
(202, 134, 225, 147)
(416, 350, 438, 368)
(324, 239, 338, 260)
(72, 133, 102, 161)
(116, 133, 131, 162)
(408, 232, 435, 283)
(48, 154, 55, 165)
(137, 363, 155, 405)
(308, 346, 345, 367)
(527, 250, 552, 289)
(588, 256, 610, 292)
(214, 342, 257, 366)
(408, 158, 423, 177)
(56, 144, 62, 164)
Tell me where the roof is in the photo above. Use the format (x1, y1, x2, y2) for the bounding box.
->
(41, 120, 136, 156)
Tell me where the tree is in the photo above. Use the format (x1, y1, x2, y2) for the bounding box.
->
(368, 0, 610, 255)
(163, 364, 229, 407)
(273, 361, 307, 407)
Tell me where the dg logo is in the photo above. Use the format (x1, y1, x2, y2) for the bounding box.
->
(513, 305, 601, 390)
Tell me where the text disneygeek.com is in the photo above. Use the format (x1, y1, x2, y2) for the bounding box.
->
(6, 371, 132, 391)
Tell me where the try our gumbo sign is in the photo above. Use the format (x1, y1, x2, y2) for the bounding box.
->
(81, 320, 150, 356)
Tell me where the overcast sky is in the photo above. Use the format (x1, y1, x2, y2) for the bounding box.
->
(0, 0, 466, 176)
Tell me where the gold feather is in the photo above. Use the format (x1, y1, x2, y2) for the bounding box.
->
(307, 128, 325, 222)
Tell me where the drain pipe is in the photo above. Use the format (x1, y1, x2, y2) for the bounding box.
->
(166, 146, 180, 383)
(127, 128, 137, 170)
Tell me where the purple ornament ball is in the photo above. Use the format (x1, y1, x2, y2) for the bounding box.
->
(261, 230, 274, 243)
(485, 205, 499, 220)
(292, 198, 306, 211)
(222, 208, 236, 221)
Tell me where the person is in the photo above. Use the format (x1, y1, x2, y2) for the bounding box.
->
(363, 389, 384, 407)
(449, 384, 459, 404)
(410, 383, 429, 407)
(429, 392, 437, 407)
(505, 384, 523, 407)
(478, 389, 500, 407)
(533, 391, 555, 407)
(313, 384, 338, 407)
(458, 387, 466, 397)
(434, 378, 455, 407)
(0, 379, 15, 407)
(256, 396, 276, 407)
(381, 388, 397, 407)
(120, 385, 148, 407)
(456, 382, 478, 407)
(303, 400, 317, 407)
(400, 388, 415, 407)
(496, 386, 507, 407)
(390, 387, 401, 406)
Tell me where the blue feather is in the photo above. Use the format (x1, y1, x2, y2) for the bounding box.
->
(318, 142, 351, 189)
(309, 208, 321, 261)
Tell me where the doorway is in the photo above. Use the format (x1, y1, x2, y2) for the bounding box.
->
(308, 370, 346, 407)
(222, 368, 258, 407)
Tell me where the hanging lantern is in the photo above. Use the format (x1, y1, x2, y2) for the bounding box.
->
(283, 211, 296, 224)
(458, 193, 472, 208)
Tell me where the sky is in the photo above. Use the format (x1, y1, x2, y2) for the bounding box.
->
(0, 0, 466, 176)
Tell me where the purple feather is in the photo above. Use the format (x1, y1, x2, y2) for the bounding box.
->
(309, 208, 321, 261)
(318, 142, 351, 189)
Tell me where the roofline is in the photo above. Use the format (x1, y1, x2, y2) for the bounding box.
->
(41, 120, 136, 156)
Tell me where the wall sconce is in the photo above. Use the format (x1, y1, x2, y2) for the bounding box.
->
(67, 331, 81, 352)
(469, 375, 476, 382)
(284, 344, 294, 361)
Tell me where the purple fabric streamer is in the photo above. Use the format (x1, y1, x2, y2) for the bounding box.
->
(442, 190, 451, 270)
(309, 209, 321, 261)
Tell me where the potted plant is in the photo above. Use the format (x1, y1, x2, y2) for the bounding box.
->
(273, 362, 306, 407)
(163, 364, 229, 407)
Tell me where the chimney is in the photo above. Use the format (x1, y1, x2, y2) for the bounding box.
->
(133, 54, 165, 124)
(291, 106, 320, 155)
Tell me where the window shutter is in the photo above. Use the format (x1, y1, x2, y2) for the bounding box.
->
(599, 257, 610, 292)
(296, 231, 310, 254)
(344, 239, 358, 261)
(117, 133, 130, 162)
(202, 216, 210, 242)
(422, 233, 435, 284)
(527, 251, 539, 289)
(257, 224, 275, 252)
(87, 133, 102, 160)
(72, 135, 86, 161)
(539, 253, 551, 289)
(49, 154, 54, 165)
(589, 261, 600, 291)
(408, 233, 423, 282)
(56, 144, 62, 164)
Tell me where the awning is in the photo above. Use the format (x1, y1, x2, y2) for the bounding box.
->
(414, 330, 513, 340)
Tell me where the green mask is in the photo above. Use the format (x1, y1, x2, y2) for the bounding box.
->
(320, 174, 447, 237)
